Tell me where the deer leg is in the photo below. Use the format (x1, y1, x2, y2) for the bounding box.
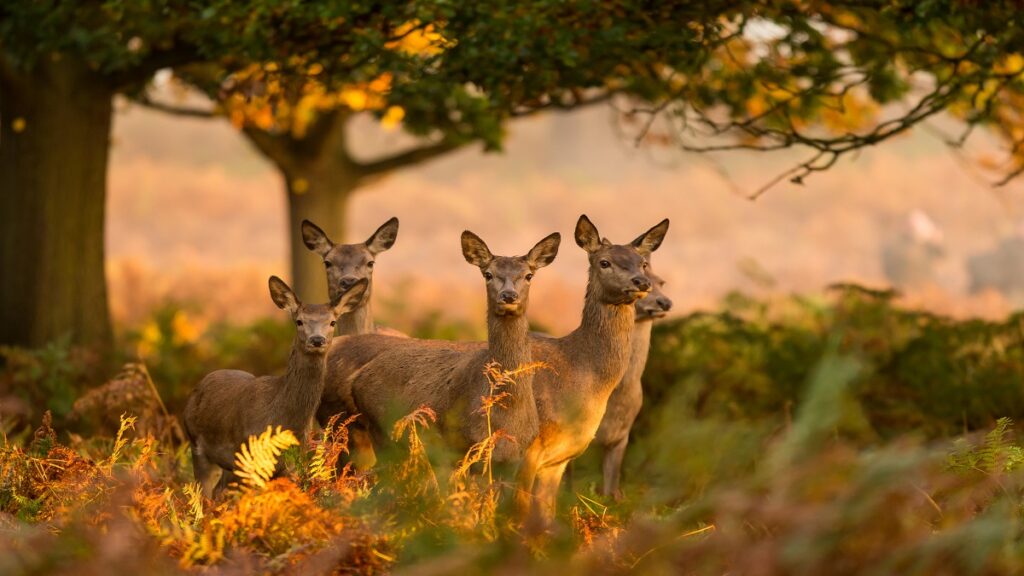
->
(601, 437, 629, 501)
(191, 446, 220, 499)
(532, 461, 570, 529)
(349, 425, 378, 471)
(515, 437, 544, 521)
(212, 468, 239, 499)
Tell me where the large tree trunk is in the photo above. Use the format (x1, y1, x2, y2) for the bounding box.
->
(0, 59, 114, 353)
(284, 165, 360, 303)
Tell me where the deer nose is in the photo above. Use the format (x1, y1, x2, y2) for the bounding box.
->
(499, 291, 518, 304)
(657, 296, 673, 311)
(339, 276, 359, 289)
(631, 276, 651, 291)
(309, 335, 327, 348)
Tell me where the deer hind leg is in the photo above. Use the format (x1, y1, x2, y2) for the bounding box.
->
(349, 425, 378, 471)
(190, 445, 221, 499)
(212, 468, 239, 499)
(600, 437, 629, 501)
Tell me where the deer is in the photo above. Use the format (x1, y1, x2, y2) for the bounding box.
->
(321, 215, 667, 527)
(592, 269, 672, 500)
(300, 217, 400, 336)
(182, 276, 367, 497)
(319, 231, 561, 462)
(513, 215, 668, 527)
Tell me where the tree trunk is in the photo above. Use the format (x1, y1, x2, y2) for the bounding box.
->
(0, 59, 114, 353)
(284, 166, 359, 303)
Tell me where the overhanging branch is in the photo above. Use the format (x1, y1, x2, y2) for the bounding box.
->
(356, 138, 464, 177)
(134, 94, 218, 119)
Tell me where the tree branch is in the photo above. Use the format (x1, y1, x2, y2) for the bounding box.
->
(134, 94, 218, 119)
(241, 127, 296, 174)
(356, 138, 464, 177)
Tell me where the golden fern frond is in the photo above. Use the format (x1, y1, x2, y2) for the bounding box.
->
(105, 413, 137, 467)
(233, 426, 299, 490)
(391, 406, 437, 443)
(183, 482, 204, 524)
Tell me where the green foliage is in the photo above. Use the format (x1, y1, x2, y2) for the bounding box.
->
(641, 287, 1024, 443)
(0, 338, 96, 425)
(948, 417, 1024, 474)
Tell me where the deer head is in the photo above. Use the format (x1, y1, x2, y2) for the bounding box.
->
(575, 215, 669, 305)
(462, 231, 561, 317)
(301, 217, 399, 304)
(269, 276, 368, 353)
(634, 270, 672, 320)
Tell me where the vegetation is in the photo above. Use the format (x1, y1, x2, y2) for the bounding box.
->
(3, 287, 1024, 573)
(8, 1, 1024, 351)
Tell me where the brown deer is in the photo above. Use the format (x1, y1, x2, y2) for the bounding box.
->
(319, 231, 561, 461)
(592, 269, 672, 500)
(183, 276, 367, 497)
(514, 215, 668, 526)
(301, 217, 400, 336)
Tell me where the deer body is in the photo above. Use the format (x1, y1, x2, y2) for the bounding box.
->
(592, 272, 672, 499)
(514, 216, 668, 526)
(321, 232, 560, 462)
(183, 277, 366, 497)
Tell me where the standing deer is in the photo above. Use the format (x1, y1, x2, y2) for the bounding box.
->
(514, 215, 667, 526)
(183, 276, 367, 497)
(592, 269, 672, 500)
(301, 217, 400, 336)
(320, 231, 561, 461)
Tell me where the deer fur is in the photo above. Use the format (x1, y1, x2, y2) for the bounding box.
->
(301, 217, 399, 336)
(183, 276, 367, 497)
(593, 270, 672, 500)
(319, 232, 561, 461)
(513, 215, 669, 526)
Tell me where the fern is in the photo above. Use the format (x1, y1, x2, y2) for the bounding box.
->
(948, 417, 1024, 473)
(233, 426, 299, 490)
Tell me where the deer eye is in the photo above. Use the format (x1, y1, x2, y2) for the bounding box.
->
(330, 320, 336, 327)
(599, 260, 611, 269)
(642, 261, 649, 269)
(525, 273, 534, 281)
(296, 320, 304, 326)
(483, 272, 493, 280)
(324, 261, 332, 268)
(367, 261, 375, 269)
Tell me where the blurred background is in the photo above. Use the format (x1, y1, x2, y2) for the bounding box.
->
(108, 97, 1024, 335)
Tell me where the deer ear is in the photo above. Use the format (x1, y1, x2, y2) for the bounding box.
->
(526, 232, 561, 269)
(574, 215, 602, 253)
(302, 220, 333, 257)
(631, 218, 670, 256)
(366, 217, 399, 255)
(332, 278, 369, 315)
(461, 230, 493, 268)
(268, 276, 300, 313)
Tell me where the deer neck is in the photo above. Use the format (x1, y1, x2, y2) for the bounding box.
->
(483, 302, 537, 431)
(628, 319, 654, 379)
(570, 280, 637, 388)
(273, 341, 329, 434)
(337, 290, 374, 335)
(486, 304, 531, 372)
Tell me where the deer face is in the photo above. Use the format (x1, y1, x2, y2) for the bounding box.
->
(635, 271, 672, 320)
(575, 215, 670, 305)
(301, 217, 399, 304)
(269, 276, 368, 354)
(462, 231, 561, 317)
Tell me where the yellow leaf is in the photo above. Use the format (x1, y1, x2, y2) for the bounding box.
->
(380, 106, 405, 130)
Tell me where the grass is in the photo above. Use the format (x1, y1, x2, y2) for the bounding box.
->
(3, 286, 1024, 573)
